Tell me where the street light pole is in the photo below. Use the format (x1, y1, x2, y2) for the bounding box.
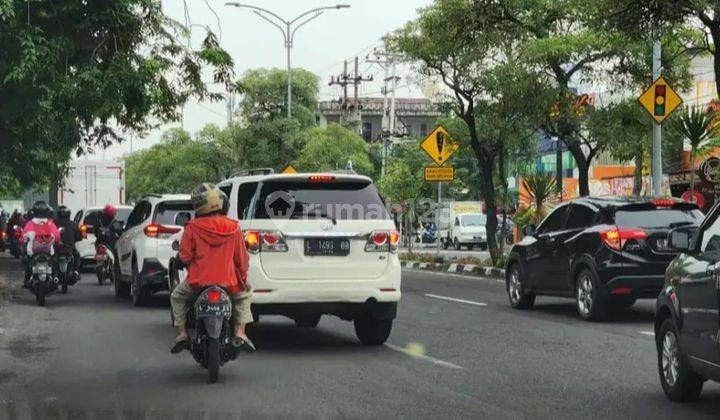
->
(225, 3, 350, 118)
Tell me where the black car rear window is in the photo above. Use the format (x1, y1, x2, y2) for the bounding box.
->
(254, 180, 389, 220)
(153, 202, 195, 226)
(615, 209, 703, 229)
(83, 211, 100, 227)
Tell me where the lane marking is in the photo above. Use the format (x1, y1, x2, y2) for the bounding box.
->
(403, 268, 506, 284)
(425, 293, 488, 306)
(385, 343, 463, 370)
(639, 331, 654, 337)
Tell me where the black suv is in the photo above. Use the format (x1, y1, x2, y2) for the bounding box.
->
(506, 197, 702, 320)
(655, 202, 720, 401)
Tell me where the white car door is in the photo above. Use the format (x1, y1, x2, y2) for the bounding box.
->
(116, 201, 152, 276)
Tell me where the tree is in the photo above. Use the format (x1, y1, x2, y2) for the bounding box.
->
(670, 105, 720, 201)
(295, 124, 374, 175)
(387, 0, 549, 263)
(0, 0, 233, 190)
(236, 68, 319, 127)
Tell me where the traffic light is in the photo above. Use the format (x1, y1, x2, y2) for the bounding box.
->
(654, 84, 666, 116)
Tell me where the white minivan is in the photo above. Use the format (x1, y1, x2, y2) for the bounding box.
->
(216, 170, 401, 345)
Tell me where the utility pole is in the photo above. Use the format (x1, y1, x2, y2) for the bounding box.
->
(226, 93, 236, 125)
(226, 3, 350, 118)
(367, 48, 400, 176)
(328, 57, 372, 133)
(651, 38, 663, 196)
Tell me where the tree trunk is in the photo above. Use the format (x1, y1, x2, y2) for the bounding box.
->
(576, 157, 590, 197)
(498, 144, 508, 248)
(481, 163, 499, 263)
(633, 151, 643, 196)
(689, 148, 696, 202)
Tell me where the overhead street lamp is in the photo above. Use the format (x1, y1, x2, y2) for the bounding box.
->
(225, 3, 351, 118)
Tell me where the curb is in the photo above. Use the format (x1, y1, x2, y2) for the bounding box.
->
(401, 261, 505, 279)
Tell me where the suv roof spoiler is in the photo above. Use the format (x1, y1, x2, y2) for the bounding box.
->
(231, 168, 275, 177)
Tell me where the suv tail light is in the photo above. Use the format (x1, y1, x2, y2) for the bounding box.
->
(600, 228, 648, 251)
(144, 223, 181, 239)
(244, 230, 288, 253)
(365, 230, 399, 253)
(80, 224, 88, 238)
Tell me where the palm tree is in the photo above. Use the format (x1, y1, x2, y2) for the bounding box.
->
(671, 106, 720, 202)
(520, 172, 558, 225)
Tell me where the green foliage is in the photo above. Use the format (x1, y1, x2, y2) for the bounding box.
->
(236, 68, 319, 128)
(295, 124, 373, 175)
(670, 105, 720, 198)
(0, 0, 234, 189)
(520, 172, 558, 222)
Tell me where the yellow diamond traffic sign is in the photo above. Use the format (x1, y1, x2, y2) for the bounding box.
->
(638, 76, 683, 123)
(282, 165, 297, 174)
(420, 125, 458, 166)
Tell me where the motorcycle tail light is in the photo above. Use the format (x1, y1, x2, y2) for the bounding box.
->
(366, 230, 398, 253)
(80, 224, 88, 238)
(600, 228, 648, 251)
(1, 231, 6, 239)
(206, 289, 222, 303)
(97, 245, 108, 255)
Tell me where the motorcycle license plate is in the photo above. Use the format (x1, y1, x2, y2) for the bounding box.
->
(304, 238, 350, 256)
(32, 264, 52, 275)
(197, 304, 231, 318)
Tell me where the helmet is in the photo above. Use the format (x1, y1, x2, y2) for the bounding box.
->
(103, 204, 117, 219)
(191, 183, 223, 216)
(31, 201, 51, 219)
(219, 189, 229, 215)
(57, 205, 71, 219)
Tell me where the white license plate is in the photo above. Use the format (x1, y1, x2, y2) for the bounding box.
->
(32, 265, 52, 275)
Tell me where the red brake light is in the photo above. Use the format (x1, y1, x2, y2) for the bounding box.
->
(651, 198, 675, 208)
(309, 174, 335, 182)
(1, 231, 7, 239)
(97, 245, 108, 255)
(143, 223, 181, 238)
(245, 230, 260, 253)
(372, 231, 388, 246)
(206, 289, 222, 303)
(600, 228, 648, 251)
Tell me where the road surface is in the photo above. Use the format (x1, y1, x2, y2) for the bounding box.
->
(0, 255, 719, 419)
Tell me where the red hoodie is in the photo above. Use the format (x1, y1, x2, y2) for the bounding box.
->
(178, 215, 249, 293)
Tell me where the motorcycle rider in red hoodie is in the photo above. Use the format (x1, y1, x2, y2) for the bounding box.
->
(170, 183, 255, 354)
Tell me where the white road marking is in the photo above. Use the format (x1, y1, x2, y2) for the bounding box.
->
(425, 293, 488, 306)
(639, 331, 655, 337)
(385, 343, 463, 370)
(403, 268, 506, 283)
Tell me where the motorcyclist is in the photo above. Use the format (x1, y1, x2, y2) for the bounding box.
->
(6, 210, 25, 237)
(170, 183, 254, 354)
(94, 204, 120, 247)
(54, 205, 83, 272)
(22, 201, 60, 287)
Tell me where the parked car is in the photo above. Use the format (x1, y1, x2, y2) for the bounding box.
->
(655, 204, 720, 401)
(216, 169, 401, 345)
(73, 206, 133, 268)
(505, 197, 703, 320)
(114, 195, 194, 305)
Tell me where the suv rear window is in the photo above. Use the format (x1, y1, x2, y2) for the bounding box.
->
(254, 180, 389, 220)
(116, 208, 131, 223)
(153, 202, 195, 226)
(83, 211, 100, 227)
(615, 208, 703, 229)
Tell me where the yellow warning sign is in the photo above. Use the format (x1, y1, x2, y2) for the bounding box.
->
(638, 76, 683, 123)
(420, 125, 458, 166)
(282, 165, 297, 174)
(424, 166, 454, 182)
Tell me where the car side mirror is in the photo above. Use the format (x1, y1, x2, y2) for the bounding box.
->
(523, 224, 537, 237)
(668, 228, 693, 252)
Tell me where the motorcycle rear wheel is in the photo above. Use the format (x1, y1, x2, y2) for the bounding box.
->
(96, 266, 105, 285)
(206, 338, 221, 383)
(35, 279, 46, 306)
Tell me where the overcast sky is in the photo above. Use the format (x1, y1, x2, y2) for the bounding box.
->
(94, 0, 432, 160)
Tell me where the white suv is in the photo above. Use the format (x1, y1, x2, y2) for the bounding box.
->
(115, 195, 194, 306)
(73, 205, 133, 267)
(217, 170, 401, 345)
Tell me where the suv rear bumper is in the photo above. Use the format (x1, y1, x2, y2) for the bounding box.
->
(138, 258, 169, 291)
(253, 301, 397, 321)
(599, 261, 667, 299)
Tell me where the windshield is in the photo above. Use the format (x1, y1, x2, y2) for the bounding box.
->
(615, 209, 703, 229)
(153, 202, 195, 226)
(461, 214, 486, 226)
(254, 180, 389, 220)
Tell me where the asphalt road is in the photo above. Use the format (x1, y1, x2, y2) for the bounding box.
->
(1, 254, 719, 419)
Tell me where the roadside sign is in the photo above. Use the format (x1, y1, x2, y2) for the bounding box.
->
(638, 76, 683, 123)
(421, 125, 458, 166)
(282, 165, 297, 174)
(424, 166, 454, 182)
